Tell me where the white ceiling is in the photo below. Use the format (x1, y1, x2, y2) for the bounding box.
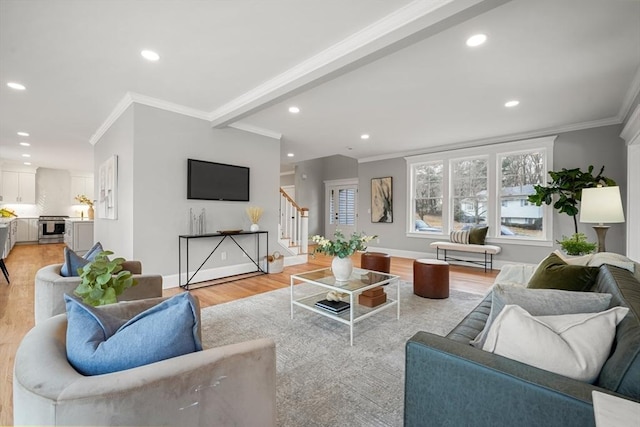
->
(1, 0, 639, 173)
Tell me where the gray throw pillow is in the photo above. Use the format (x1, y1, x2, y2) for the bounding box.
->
(470, 284, 612, 348)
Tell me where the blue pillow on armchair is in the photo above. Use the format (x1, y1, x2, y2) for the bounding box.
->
(60, 242, 104, 277)
(65, 292, 202, 375)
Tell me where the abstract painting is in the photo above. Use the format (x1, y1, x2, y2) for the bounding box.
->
(371, 177, 392, 223)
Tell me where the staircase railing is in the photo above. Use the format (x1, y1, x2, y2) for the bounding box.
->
(279, 188, 308, 255)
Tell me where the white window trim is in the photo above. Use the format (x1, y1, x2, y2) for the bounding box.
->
(406, 136, 555, 245)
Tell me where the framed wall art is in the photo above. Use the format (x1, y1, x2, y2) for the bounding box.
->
(98, 155, 118, 219)
(371, 176, 392, 223)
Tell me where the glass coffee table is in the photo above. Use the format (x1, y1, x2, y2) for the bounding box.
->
(290, 267, 400, 345)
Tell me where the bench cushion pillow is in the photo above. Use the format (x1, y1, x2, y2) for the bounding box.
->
(65, 292, 202, 375)
(527, 253, 599, 291)
(450, 230, 469, 244)
(469, 226, 488, 245)
(482, 305, 628, 382)
(60, 242, 104, 277)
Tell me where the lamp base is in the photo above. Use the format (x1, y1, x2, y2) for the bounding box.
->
(592, 225, 610, 253)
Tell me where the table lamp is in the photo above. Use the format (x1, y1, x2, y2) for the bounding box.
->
(579, 186, 625, 252)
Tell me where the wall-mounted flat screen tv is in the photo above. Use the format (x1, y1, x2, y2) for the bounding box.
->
(187, 159, 250, 201)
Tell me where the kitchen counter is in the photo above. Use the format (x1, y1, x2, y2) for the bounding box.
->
(66, 218, 94, 223)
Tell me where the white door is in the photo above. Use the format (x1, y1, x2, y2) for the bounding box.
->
(325, 180, 358, 238)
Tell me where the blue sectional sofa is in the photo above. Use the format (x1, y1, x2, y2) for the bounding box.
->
(404, 263, 640, 427)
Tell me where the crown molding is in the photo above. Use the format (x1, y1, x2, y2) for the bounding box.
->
(621, 104, 640, 145)
(89, 93, 134, 145)
(619, 65, 640, 122)
(209, 0, 507, 128)
(358, 116, 621, 163)
(129, 93, 211, 121)
(228, 122, 282, 140)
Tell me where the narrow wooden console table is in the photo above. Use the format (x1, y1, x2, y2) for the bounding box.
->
(178, 231, 268, 290)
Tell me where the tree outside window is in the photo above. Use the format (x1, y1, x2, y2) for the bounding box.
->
(451, 158, 487, 230)
(413, 162, 443, 232)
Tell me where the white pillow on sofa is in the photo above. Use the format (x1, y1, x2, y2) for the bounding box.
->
(482, 305, 628, 383)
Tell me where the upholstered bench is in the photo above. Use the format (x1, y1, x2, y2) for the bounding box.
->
(429, 241, 501, 271)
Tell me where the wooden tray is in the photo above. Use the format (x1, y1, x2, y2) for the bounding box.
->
(217, 229, 243, 235)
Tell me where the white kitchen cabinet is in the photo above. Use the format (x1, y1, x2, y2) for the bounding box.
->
(1, 171, 36, 204)
(16, 218, 39, 242)
(64, 219, 94, 255)
(70, 175, 94, 204)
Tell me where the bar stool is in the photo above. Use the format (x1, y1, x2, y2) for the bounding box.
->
(413, 258, 449, 299)
(0, 227, 9, 284)
(360, 252, 391, 273)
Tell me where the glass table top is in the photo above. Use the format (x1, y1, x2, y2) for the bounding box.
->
(291, 267, 398, 292)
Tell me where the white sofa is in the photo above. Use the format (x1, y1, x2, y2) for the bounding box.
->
(13, 297, 277, 426)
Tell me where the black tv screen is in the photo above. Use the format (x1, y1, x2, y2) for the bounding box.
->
(187, 159, 250, 201)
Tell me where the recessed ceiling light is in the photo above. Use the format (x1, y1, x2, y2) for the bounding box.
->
(23, 162, 31, 166)
(505, 100, 520, 108)
(17, 131, 29, 137)
(141, 50, 160, 61)
(19, 142, 30, 147)
(7, 82, 26, 90)
(22, 153, 31, 158)
(287, 153, 294, 157)
(360, 134, 370, 140)
(466, 34, 487, 47)
(288, 106, 300, 114)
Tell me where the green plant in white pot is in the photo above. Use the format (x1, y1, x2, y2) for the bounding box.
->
(74, 251, 138, 306)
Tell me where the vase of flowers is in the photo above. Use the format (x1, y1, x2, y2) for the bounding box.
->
(75, 194, 94, 219)
(311, 230, 377, 281)
(246, 206, 264, 231)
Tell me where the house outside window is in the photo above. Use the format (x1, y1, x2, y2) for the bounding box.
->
(406, 136, 554, 244)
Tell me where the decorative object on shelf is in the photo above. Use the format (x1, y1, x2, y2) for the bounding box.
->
(189, 208, 206, 235)
(326, 290, 347, 301)
(98, 155, 118, 220)
(579, 186, 625, 252)
(217, 229, 243, 235)
(0, 208, 17, 218)
(75, 194, 94, 219)
(371, 176, 393, 223)
(246, 206, 264, 231)
(74, 250, 138, 306)
(311, 230, 377, 282)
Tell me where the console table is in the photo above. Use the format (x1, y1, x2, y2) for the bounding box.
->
(178, 231, 268, 290)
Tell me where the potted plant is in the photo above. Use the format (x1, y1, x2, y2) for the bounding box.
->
(74, 251, 138, 306)
(528, 165, 615, 254)
(310, 230, 377, 281)
(75, 194, 95, 219)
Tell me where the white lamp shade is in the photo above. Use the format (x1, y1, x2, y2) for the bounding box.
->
(580, 186, 625, 224)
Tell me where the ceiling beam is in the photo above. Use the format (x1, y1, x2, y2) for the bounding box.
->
(209, 0, 511, 128)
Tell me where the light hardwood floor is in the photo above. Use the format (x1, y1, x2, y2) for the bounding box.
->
(0, 243, 497, 425)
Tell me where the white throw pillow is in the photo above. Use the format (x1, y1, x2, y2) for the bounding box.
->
(482, 305, 629, 383)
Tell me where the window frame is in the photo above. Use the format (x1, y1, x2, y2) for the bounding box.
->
(406, 136, 555, 246)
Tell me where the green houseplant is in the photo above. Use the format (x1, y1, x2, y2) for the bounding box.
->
(74, 251, 138, 306)
(528, 165, 615, 254)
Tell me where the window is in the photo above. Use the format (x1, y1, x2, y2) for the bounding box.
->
(451, 158, 487, 230)
(499, 151, 545, 239)
(406, 137, 554, 243)
(412, 162, 443, 232)
(330, 188, 356, 225)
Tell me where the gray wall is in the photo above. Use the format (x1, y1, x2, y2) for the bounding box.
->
(356, 124, 627, 264)
(294, 154, 358, 235)
(280, 173, 294, 187)
(94, 104, 281, 282)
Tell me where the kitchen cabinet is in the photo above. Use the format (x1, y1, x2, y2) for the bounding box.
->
(64, 219, 94, 255)
(71, 175, 94, 204)
(1, 171, 36, 204)
(2, 219, 18, 256)
(16, 218, 39, 242)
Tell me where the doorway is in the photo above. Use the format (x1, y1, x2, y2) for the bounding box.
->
(324, 179, 358, 238)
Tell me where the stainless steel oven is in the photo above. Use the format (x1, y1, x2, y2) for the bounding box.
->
(38, 215, 68, 244)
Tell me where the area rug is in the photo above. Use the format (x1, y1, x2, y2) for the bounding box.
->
(200, 282, 485, 427)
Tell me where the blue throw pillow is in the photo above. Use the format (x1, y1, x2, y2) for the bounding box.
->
(65, 293, 202, 375)
(60, 242, 104, 277)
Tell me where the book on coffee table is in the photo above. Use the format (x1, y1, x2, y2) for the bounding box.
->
(315, 299, 350, 313)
